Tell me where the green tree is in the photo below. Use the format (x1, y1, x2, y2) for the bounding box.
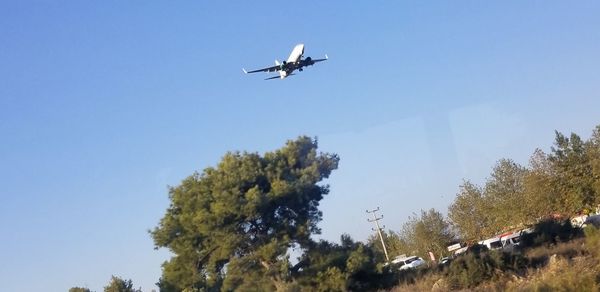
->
(549, 131, 596, 214)
(151, 136, 339, 291)
(448, 181, 489, 241)
(399, 208, 455, 260)
(483, 159, 528, 232)
(367, 230, 408, 261)
(293, 235, 394, 291)
(523, 148, 562, 218)
(586, 125, 600, 209)
(69, 288, 91, 292)
(103, 276, 141, 292)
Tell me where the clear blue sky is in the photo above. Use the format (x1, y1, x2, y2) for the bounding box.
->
(1, 1, 599, 291)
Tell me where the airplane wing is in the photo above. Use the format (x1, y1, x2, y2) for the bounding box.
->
(312, 54, 329, 63)
(242, 65, 280, 74)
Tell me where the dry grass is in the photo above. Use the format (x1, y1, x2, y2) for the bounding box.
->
(524, 237, 587, 264)
(506, 255, 599, 292)
(390, 272, 441, 292)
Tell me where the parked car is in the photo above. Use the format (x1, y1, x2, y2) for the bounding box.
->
(390, 255, 426, 270)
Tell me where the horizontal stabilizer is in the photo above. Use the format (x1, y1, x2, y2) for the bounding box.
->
(264, 73, 295, 80)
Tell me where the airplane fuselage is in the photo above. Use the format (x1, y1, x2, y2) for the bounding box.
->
(278, 44, 305, 79)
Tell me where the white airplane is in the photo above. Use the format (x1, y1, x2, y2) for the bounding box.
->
(243, 44, 328, 80)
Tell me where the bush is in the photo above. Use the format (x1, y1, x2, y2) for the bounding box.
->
(520, 219, 580, 248)
(445, 250, 528, 289)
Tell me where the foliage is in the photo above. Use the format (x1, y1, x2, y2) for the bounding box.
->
(483, 159, 528, 232)
(399, 209, 455, 260)
(367, 230, 408, 262)
(103, 276, 141, 292)
(445, 250, 528, 289)
(450, 125, 600, 240)
(584, 225, 600, 258)
(520, 219, 579, 248)
(151, 136, 339, 291)
(69, 288, 92, 292)
(548, 131, 597, 214)
(448, 181, 489, 241)
(294, 235, 398, 292)
(523, 149, 562, 219)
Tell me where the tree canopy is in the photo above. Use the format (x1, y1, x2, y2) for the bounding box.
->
(449, 126, 600, 240)
(103, 276, 141, 292)
(69, 288, 91, 292)
(151, 136, 339, 291)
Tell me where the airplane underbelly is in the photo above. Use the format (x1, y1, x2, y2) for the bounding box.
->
(287, 44, 305, 63)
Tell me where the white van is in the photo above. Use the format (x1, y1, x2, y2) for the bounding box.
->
(478, 237, 502, 250)
(500, 232, 521, 251)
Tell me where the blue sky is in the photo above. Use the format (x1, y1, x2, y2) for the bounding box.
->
(1, 1, 599, 291)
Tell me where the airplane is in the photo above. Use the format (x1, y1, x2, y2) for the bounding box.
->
(243, 44, 328, 80)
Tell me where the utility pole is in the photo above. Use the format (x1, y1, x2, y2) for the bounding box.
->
(366, 207, 390, 262)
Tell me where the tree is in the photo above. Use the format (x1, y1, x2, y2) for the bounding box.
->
(483, 159, 528, 232)
(399, 209, 455, 260)
(151, 136, 339, 291)
(293, 235, 395, 291)
(448, 181, 490, 241)
(523, 148, 562, 218)
(549, 131, 596, 214)
(367, 230, 408, 260)
(103, 276, 141, 292)
(69, 288, 91, 292)
(586, 125, 600, 209)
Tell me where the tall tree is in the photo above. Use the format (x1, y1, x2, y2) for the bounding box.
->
(586, 125, 600, 209)
(549, 131, 596, 214)
(367, 230, 408, 260)
(103, 276, 141, 292)
(483, 159, 528, 232)
(399, 209, 455, 260)
(448, 181, 490, 241)
(523, 148, 562, 218)
(151, 137, 339, 291)
(69, 288, 91, 292)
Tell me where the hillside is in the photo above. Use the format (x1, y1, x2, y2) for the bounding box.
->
(392, 226, 600, 291)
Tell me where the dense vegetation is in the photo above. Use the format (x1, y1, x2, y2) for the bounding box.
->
(71, 125, 600, 291)
(374, 125, 600, 262)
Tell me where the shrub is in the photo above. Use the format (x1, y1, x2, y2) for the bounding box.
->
(520, 219, 580, 248)
(445, 250, 528, 289)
